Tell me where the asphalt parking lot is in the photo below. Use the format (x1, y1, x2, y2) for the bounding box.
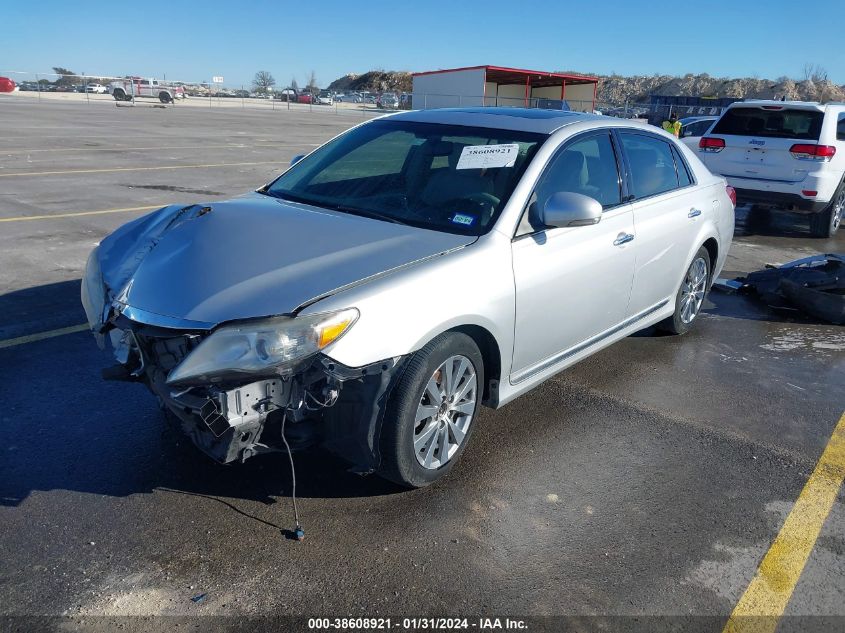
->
(0, 97, 843, 631)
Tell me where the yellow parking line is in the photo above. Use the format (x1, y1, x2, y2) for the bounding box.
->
(0, 160, 281, 178)
(0, 324, 89, 349)
(0, 205, 160, 222)
(723, 411, 845, 633)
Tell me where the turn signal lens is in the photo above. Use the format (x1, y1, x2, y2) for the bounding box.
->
(317, 315, 356, 348)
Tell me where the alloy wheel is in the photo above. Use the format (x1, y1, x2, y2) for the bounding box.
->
(413, 355, 477, 469)
(680, 257, 708, 324)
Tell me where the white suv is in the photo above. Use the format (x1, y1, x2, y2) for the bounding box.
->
(698, 100, 845, 237)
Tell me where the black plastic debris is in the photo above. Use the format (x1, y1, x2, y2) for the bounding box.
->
(190, 593, 207, 603)
(719, 254, 845, 324)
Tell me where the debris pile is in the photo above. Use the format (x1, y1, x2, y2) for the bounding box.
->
(715, 254, 845, 324)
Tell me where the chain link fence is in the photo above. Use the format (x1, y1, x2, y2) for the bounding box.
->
(0, 70, 661, 125)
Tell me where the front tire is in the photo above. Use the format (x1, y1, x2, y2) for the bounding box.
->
(112, 88, 125, 101)
(658, 246, 711, 335)
(380, 332, 483, 488)
(809, 182, 844, 238)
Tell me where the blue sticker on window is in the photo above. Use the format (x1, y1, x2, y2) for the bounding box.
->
(451, 213, 475, 226)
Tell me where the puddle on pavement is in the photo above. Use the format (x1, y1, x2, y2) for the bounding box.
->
(760, 329, 845, 353)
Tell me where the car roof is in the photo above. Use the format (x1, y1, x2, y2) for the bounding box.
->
(680, 116, 718, 124)
(387, 107, 602, 134)
(729, 100, 826, 111)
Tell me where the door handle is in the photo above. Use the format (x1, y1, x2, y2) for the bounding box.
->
(613, 232, 635, 246)
(688, 208, 702, 218)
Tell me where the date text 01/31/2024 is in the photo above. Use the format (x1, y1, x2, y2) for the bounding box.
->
(307, 617, 528, 630)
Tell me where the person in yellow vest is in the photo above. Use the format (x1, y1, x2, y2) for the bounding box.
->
(662, 112, 681, 137)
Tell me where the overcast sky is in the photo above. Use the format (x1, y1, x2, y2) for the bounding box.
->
(3, 0, 843, 87)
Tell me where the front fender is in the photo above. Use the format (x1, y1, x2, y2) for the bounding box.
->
(302, 233, 515, 379)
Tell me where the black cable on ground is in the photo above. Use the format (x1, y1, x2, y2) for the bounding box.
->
(280, 411, 304, 541)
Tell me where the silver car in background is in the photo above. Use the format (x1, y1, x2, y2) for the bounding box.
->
(82, 108, 735, 487)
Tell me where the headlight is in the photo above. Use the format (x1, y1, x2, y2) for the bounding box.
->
(166, 308, 359, 385)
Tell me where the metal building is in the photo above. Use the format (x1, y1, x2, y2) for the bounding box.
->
(411, 65, 599, 112)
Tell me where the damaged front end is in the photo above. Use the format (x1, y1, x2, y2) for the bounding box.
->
(92, 311, 404, 471)
(80, 202, 407, 472)
(104, 317, 399, 472)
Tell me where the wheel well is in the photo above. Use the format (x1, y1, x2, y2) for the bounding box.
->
(702, 238, 718, 278)
(450, 325, 501, 406)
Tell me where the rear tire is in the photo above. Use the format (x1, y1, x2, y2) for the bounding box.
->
(380, 332, 483, 488)
(657, 246, 711, 335)
(809, 182, 844, 238)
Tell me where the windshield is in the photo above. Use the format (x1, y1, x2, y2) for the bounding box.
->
(263, 119, 546, 235)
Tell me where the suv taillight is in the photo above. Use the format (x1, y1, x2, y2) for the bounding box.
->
(726, 185, 736, 207)
(789, 144, 837, 161)
(699, 137, 725, 152)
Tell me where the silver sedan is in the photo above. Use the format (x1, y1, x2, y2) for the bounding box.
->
(82, 108, 735, 487)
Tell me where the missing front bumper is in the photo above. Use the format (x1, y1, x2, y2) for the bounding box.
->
(101, 324, 406, 469)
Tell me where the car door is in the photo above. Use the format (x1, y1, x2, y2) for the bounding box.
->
(617, 131, 701, 315)
(510, 131, 636, 382)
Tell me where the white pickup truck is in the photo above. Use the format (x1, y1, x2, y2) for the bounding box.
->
(109, 78, 185, 103)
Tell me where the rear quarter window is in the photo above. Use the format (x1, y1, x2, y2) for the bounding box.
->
(711, 107, 823, 140)
(672, 146, 693, 187)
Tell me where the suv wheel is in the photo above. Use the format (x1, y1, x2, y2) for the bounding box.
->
(380, 332, 483, 488)
(809, 182, 844, 238)
(658, 246, 711, 335)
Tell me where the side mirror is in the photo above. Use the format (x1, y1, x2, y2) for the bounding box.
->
(541, 192, 602, 228)
(290, 154, 305, 167)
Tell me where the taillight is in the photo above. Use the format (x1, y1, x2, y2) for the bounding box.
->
(726, 185, 736, 207)
(699, 137, 725, 152)
(789, 144, 836, 161)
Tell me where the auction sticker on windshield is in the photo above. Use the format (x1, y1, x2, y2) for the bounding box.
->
(456, 143, 519, 170)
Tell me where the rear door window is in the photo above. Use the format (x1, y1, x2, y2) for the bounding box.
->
(619, 133, 679, 199)
(837, 114, 845, 141)
(711, 107, 823, 140)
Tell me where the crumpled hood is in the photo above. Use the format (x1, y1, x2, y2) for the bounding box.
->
(98, 193, 474, 326)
